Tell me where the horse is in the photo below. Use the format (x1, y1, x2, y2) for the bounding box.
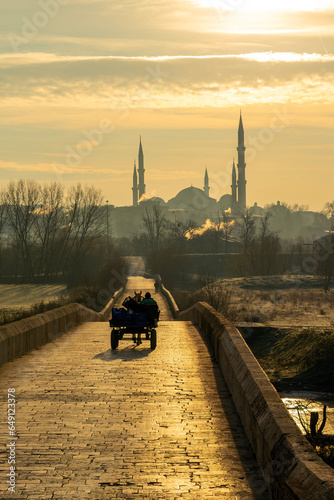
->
(133, 290, 143, 302)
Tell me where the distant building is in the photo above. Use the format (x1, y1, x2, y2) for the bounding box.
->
(249, 202, 265, 216)
(132, 161, 138, 207)
(167, 186, 217, 221)
(203, 167, 210, 197)
(131, 137, 146, 205)
(231, 159, 237, 209)
(131, 115, 248, 213)
(237, 112, 246, 209)
(138, 137, 146, 201)
(219, 194, 233, 211)
(106, 116, 329, 240)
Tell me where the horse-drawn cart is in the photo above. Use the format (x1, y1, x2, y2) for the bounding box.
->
(109, 297, 159, 350)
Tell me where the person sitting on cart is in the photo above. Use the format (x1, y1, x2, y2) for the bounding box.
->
(141, 292, 159, 325)
(141, 292, 157, 305)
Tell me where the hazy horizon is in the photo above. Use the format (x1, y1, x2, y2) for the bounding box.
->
(0, 1, 333, 211)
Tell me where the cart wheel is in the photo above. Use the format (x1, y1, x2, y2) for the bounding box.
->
(111, 329, 119, 350)
(150, 329, 157, 350)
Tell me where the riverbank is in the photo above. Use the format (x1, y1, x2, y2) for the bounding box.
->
(245, 326, 334, 393)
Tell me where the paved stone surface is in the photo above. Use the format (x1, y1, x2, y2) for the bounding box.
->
(117, 276, 173, 321)
(124, 256, 146, 277)
(0, 277, 269, 499)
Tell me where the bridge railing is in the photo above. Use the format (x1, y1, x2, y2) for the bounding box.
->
(154, 274, 179, 319)
(100, 286, 125, 321)
(0, 285, 125, 368)
(179, 302, 334, 500)
(0, 304, 100, 368)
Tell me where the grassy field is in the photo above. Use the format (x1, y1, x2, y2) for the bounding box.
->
(175, 275, 334, 327)
(0, 284, 69, 325)
(231, 288, 334, 326)
(174, 274, 334, 391)
(0, 284, 68, 309)
(220, 275, 334, 327)
(218, 274, 326, 290)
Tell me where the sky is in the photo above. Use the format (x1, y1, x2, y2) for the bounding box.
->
(0, 0, 333, 210)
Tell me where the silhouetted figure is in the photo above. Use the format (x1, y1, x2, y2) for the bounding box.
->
(122, 290, 143, 312)
(141, 292, 157, 305)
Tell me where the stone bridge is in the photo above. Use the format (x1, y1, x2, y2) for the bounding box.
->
(0, 264, 333, 499)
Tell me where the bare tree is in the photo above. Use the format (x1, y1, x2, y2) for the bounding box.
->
(237, 209, 257, 250)
(67, 183, 105, 255)
(220, 210, 235, 252)
(5, 180, 41, 281)
(0, 189, 8, 278)
(0, 179, 113, 285)
(53, 183, 105, 280)
(0, 189, 7, 233)
(142, 204, 167, 252)
(197, 269, 237, 320)
(34, 182, 65, 278)
(322, 201, 334, 218)
(167, 218, 197, 251)
(242, 211, 280, 275)
(313, 235, 334, 292)
(237, 210, 281, 276)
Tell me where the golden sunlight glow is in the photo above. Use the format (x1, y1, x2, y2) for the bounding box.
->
(191, 0, 332, 11)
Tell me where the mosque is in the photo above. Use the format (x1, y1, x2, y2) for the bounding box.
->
(110, 114, 259, 237)
(132, 113, 247, 213)
(109, 114, 328, 242)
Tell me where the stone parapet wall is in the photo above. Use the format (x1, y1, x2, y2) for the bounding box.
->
(100, 286, 126, 321)
(160, 285, 179, 319)
(179, 302, 334, 499)
(154, 274, 179, 319)
(0, 285, 125, 367)
(0, 304, 101, 368)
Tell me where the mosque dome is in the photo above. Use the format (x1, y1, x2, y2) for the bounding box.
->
(140, 196, 166, 205)
(167, 186, 216, 210)
(249, 202, 265, 215)
(218, 194, 232, 210)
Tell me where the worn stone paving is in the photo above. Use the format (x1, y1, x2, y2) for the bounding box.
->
(0, 278, 269, 499)
(115, 276, 173, 321)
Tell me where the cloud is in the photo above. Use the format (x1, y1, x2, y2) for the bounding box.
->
(1, 51, 333, 67)
(0, 51, 333, 112)
(186, 0, 334, 11)
(0, 160, 129, 176)
(1, 1, 334, 56)
(0, 160, 55, 173)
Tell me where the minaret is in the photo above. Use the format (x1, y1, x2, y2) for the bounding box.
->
(138, 136, 145, 200)
(237, 112, 246, 209)
(132, 160, 138, 207)
(203, 167, 210, 197)
(231, 158, 237, 207)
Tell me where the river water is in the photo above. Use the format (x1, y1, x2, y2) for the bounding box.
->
(279, 391, 334, 435)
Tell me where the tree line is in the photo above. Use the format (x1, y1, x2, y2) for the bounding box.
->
(0, 180, 108, 284)
(131, 204, 314, 288)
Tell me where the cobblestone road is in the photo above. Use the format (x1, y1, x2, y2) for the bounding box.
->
(116, 276, 173, 321)
(0, 278, 269, 499)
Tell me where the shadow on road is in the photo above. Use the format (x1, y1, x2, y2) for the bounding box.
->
(94, 344, 152, 361)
